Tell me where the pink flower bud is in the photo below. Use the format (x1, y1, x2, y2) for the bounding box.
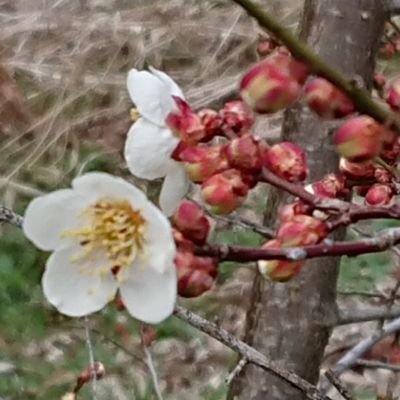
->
(198, 108, 224, 141)
(166, 96, 206, 144)
(279, 201, 310, 223)
(386, 79, 400, 111)
(201, 169, 250, 214)
(240, 55, 304, 114)
(172, 200, 210, 244)
(339, 158, 375, 180)
(334, 116, 385, 162)
(220, 100, 254, 135)
(304, 78, 354, 119)
(175, 248, 217, 298)
(380, 135, 400, 164)
(258, 239, 304, 282)
(224, 134, 263, 172)
(262, 142, 308, 182)
(277, 215, 327, 247)
(307, 174, 347, 199)
(257, 39, 277, 56)
(380, 43, 396, 59)
(365, 184, 394, 206)
(180, 145, 229, 183)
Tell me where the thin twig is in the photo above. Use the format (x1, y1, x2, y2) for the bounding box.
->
(324, 370, 354, 400)
(225, 358, 247, 385)
(0, 205, 23, 228)
(84, 318, 97, 400)
(337, 305, 400, 325)
(173, 306, 332, 400)
(332, 317, 400, 377)
(143, 346, 164, 400)
(355, 359, 400, 372)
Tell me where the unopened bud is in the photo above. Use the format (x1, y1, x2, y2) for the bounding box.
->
(339, 158, 375, 181)
(172, 200, 210, 244)
(197, 108, 224, 141)
(258, 239, 304, 282)
(279, 201, 310, 223)
(201, 169, 250, 214)
(334, 116, 386, 162)
(365, 184, 394, 206)
(386, 79, 400, 111)
(262, 142, 308, 182)
(304, 78, 354, 119)
(224, 134, 263, 172)
(78, 362, 105, 387)
(180, 145, 228, 183)
(220, 100, 254, 135)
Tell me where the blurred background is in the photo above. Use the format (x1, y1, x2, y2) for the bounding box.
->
(1, 1, 400, 399)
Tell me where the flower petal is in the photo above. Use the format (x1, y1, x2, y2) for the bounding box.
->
(141, 202, 176, 274)
(119, 261, 176, 324)
(124, 118, 178, 180)
(23, 189, 89, 251)
(159, 161, 190, 216)
(43, 246, 118, 317)
(72, 172, 147, 208)
(127, 69, 179, 126)
(148, 67, 184, 99)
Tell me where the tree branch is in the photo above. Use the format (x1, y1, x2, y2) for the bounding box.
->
(173, 305, 332, 400)
(331, 316, 400, 377)
(337, 305, 400, 325)
(0, 205, 23, 228)
(232, 0, 396, 128)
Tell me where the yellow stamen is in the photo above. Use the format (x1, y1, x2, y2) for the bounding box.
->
(130, 108, 141, 122)
(63, 198, 147, 278)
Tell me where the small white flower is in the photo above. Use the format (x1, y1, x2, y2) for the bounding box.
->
(23, 172, 177, 324)
(124, 67, 190, 216)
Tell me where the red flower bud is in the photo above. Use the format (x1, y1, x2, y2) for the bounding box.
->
(224, 134, 263, 172)
(172, 200, 210, 244)
(279, 201, 310, 223)
(277, 215, 327, 247)
(78, 362, 105, 387)
(180, 145, 229, 183)
(339, 158, 375, 180)
(386, 79, 400, 111)
(197, 108, 224, 141)
(365, 183, 394, 206)
(166, 97, 206, 144)
(307, 174, 347, 199)
(201, 169, 250, 214)
(175, 248, 217, 298)
(380, 43, 396, 59)
(380, 136, 400, 164)
(220, 100, 254, 135)
(334, 116, 385, 162)
(304, 78, 354, 119)
(257, 39, 277, 56)
(262, 142, 308, 182)
(257, 239, 304, 282)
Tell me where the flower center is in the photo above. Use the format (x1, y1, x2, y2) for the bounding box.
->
(64, 198, 146, 273)
(130, 108, 141, 122)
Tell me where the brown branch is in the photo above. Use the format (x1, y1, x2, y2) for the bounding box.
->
(231, 0, 397, 128)
(337, 305, 400, 325)
(173, 305, 332, 400)
(196, 227, 400, 262)
(324, 370, 354, 400)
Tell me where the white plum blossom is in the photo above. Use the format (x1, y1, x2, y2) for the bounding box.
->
(124, 67, 190, 216)
(23, 172, 177, 324)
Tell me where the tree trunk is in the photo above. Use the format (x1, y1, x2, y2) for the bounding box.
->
(228, 1, 386, 399)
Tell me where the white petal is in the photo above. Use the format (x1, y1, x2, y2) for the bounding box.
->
(124, 118, 178, 180)
(23, 189, 89, 251)
(141, 202, 176, 274)
(148, 67, 184, 99)
(119, 261, 176, 324)
(72, 172, 147, 208)
(43, 246, 118, 317)
(159, 161, 190, 216)
(127, 69, 179, 126)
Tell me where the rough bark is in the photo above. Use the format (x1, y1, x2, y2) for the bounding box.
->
(228, 1, 386, 399)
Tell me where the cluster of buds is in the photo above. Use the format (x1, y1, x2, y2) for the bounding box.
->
(172, 201, 218, 298)
(379, 22, 400, 59)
